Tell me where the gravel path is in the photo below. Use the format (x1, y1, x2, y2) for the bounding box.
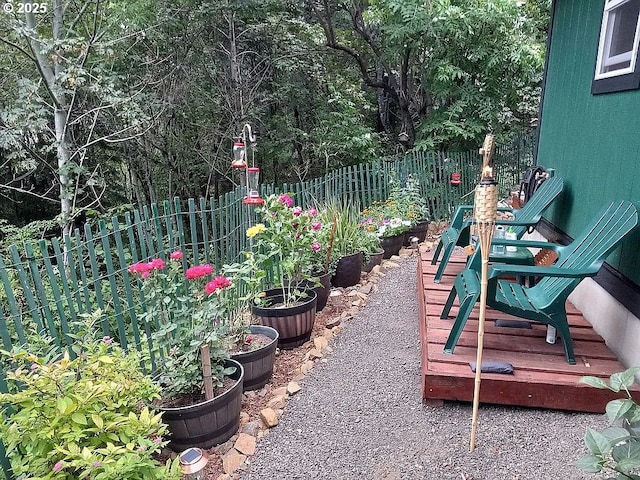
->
(240, 255, 607, 480)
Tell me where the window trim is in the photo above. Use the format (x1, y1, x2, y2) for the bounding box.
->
(592, 0, 640, 94)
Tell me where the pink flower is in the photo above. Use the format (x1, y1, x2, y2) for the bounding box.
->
(308, 207, 318, 217)
(152, 436, 163, 444)
(292, 206, 302, 216)
(292, 222, 299, 229)
(92, 461, 102, 468)
(53, 461, 64, 473)
(150, 258, 165, 270)
(30, 363, 38, 371)
(311, 242, 321, 252)
(185, 264, 214, 280)
(205, 275, 231, 294)
(103, 336, 113, 345)
(278, 194, 293, 208)
(312, 221, 322, 230)
(170, 250, 183, 260)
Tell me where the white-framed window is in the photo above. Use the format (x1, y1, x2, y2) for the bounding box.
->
(594, 0, 640, 80)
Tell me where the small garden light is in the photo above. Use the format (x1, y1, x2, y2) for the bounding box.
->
(179, 447, 208, 479)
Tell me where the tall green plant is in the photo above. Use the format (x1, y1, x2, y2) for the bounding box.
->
(577, 367, 640, 479)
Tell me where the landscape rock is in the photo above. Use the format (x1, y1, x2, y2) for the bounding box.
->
(287, 381, 302, 395)
(325, 317, 341, 329)
(234, 433, 257, 456)
(267, 394, 287, 409)
(241, 420, 261, 437)
(314, 336, 329, 351)
(359, 283, 373, 294)
(259, 408, 279, 428)
(222, 449, 246, 474)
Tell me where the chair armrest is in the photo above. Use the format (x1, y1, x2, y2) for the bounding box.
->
(490, 239, 566, 253)
(449, 205, 475, 229)
(487, 263, 599, 280)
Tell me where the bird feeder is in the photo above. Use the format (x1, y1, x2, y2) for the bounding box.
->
(232, 141, 246, 169)
(450, 172, 462, 186)
(243, 167, 264, 205)
(179, 448, 208, 479)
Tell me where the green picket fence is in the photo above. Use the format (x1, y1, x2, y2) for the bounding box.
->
(0, 142, 533, 479)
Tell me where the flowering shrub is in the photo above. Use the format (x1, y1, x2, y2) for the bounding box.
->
(245, 194, 326, 305)
(361, 174, 428, 237)
(129, 253, 239, 401)
(0, 311, 181, 479)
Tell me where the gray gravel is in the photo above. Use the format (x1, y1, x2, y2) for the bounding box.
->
(240, 255, 608, 480)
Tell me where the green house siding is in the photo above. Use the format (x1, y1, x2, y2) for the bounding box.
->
(538, 0, 640, 284)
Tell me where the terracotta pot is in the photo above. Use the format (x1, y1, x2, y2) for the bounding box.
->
(380, 234, 404, 259)
(159, 359, 244, 452)
(331, 252, 363, 288)
(251, 289, 317, 349)
(362, 248, 384, 272)
(231, 325, 278, 392)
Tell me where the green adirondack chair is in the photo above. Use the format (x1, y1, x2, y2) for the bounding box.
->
(431, 176, 564, 283)
(440, 200, 638, 365)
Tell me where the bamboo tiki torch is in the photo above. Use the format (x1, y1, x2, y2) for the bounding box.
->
(469, 167, 498, 452)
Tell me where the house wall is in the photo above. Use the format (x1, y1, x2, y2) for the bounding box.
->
(537, 0, 640, 285)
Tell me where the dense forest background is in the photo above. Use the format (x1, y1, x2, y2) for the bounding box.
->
(0, 0, 550, 237)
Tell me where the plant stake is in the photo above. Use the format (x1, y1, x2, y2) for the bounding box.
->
(469, 167, 498, 452)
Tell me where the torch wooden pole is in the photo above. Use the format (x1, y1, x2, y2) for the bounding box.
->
(469, 168, 498, 452)
(470, 236, 491, 451)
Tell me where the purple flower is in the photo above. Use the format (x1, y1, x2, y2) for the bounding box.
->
(53, 461, 64, 473)
(278, 194, 293, 208)
(311, 242, 321, 252)
(103, 336, 113, 346)
(311, 221, 322, 230)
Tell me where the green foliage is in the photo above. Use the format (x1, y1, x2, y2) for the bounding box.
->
(577, 367, 640, 479)
(129, 256, 235, 400)
(245, 194, 326, 305)
(0, 312, 181, 480)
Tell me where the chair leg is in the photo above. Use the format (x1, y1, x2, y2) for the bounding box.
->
(431, 238, 444, 265)
(443, 272, 481, 354)
(433, 241, 455, 284)
(549, 315, 576, 365)
(440, 286, 457, 319)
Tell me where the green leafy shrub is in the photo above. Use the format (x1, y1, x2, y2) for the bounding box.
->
(0, 313, 181, 480)
(577, 366, 640, 479)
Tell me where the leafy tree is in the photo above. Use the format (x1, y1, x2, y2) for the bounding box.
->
(309, 0, 548, 151)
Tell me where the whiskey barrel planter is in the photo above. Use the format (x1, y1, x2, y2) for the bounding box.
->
(159, 359, 244, 452)
(331, 252, 362, 287)
(231, 325, 278, 392)
(251, 289, 317, 349)
(404, 221, 429, 245)
(298, 272, 332, 312)
(362, 248, 384, 273)
(380, 234, 404, 259)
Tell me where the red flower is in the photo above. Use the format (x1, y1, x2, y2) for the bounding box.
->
(185, 264, 214, 280)
(170, 250, 183, 260)
(205, 275, 231, 294)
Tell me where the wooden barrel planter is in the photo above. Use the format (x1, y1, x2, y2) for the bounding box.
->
(331, 252, 362, 287)
(231, 325, 278, 392)
(404, 221, 429, 246)
(380, 234, 404, 259)
(362, 248, 384, 273)
(159, 359, 244, 452)
(298, 272, 332, 312)
(251, 289, 317, 349)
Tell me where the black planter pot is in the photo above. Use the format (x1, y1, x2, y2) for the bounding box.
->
(231, 325, 278, 392)
(159, 359, 244, 452)
(331, 252, 363, 287)
(404, 221, 429, 246)
(362, 248, 384, 272)
(251, 289, 317, 349)
(298, 271, 332, 312)
(380, 234, 404, 259)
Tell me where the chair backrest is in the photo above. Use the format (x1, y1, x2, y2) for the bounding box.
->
(512, 176, 564, 225)
(536, 200, 638, 300)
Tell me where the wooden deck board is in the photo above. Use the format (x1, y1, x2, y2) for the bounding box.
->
(418, 250, 640, 413)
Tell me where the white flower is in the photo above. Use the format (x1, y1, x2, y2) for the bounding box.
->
(389, 218, 402, 228)
(401, 220, 411, 226)
(377, 225, 387, 237)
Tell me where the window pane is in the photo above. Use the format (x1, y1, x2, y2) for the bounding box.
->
(601, 0, 640, 74)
